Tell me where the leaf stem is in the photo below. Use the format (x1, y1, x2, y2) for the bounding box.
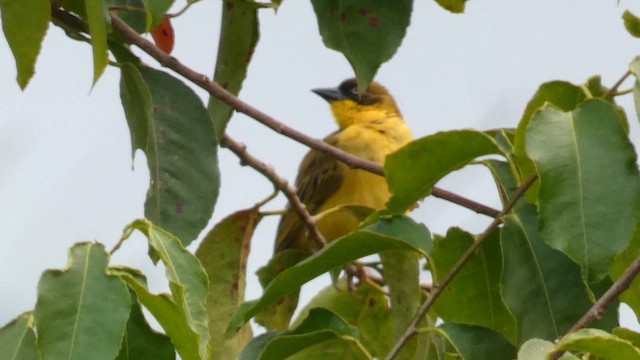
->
(254, 186, 279, 209)
(603, 70, 632, 99)
(384, 174, 538, 360)
(612, 88, 634, 97)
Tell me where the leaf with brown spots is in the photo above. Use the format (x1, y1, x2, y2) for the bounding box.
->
(310, 0, 412, 91)
(119, 64, 219, 247)
(196, 208, 261, 360)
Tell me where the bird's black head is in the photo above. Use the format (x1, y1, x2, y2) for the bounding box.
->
(312, 78, 387, 105)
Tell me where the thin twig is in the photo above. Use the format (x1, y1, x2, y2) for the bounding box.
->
(253, 186, 279, 209)
(384, 174, 538, 360)
(259, 210, 286, 217)
(613, 88, 634, 96)
(220, 135, 326, 249)
(48, 8, 501, 219)
(431, 188, 499, 217)
(344, 264, 432, 293)
(548, 252, 640, 360)
(603, 70, 632, 99)
(168, 2, 194, 18)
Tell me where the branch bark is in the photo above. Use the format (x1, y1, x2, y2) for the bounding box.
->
(384, 174, 538, 360)
(49, 7, 500, 219)
(220, 135, 326, 249)
(548, 251, 640, 360)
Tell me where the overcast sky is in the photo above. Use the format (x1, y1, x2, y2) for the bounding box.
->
(2, 0, 640, 331)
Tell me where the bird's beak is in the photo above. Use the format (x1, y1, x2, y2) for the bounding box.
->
(312, 87, 346, 103)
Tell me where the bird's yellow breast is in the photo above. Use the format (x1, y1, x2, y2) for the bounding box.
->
(316, 167, 390, 241)
(316, 118, 412, 241)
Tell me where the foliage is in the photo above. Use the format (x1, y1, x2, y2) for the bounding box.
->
(2, 1, 640, 359)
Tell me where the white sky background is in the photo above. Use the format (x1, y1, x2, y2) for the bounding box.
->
(2, 0, 640, 332)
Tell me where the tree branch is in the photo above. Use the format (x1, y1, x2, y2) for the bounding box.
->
(384, 174, 538, 360)
(220, 135, 326, 250)
(548, 250, 640, 360)
(48, 7, 500, 219)
(603, 70, 632, 99)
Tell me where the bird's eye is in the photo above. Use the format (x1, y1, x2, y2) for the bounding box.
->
(350, 87, 359, 95)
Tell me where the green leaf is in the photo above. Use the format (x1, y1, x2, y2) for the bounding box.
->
(515, 82, 586, 155)
(208, 0, 260, 139)
(555, 328, 640, 359)
(485, 128, 517, 161)
(624, 11, 640, 38)
(0, 312, 40, 360)
(34, 242, 131, 360)
(294, 282, 393, 358)
(431, 228, 516, 343)
(501, 204, 618, 344)
(85, 0, 110, 85)
(195, 209, 260, 360)
(108, 38, 142, 64)
(246, 308, 371, 360)
(108, 0, 146, 39)
(127, 220, 209, 360)
(227, 216, 431, 335)
(585, 75, 631, 133)
(385, 130, 503, 214)
(525, 99, 640, 283)
(517, 338, 554, 360)
(438, 323, 516, 360)
(120, 63, 152, 160)
(513, 81, 587, 202)
(422, 330, 446, 360)
(433, 0, 467, 13)
(114, 271, 201, 360)
(481, 159, 519, 206)
(143, 0, 174, 31)
(615, 328, 640, 348)
(610, 224, 640, 318)
(238, 333, 278, 360)
(629, 57, 640, 124)
(481, 130, 521, 205)
(380, 249, 421, 359)
(119, 66, 220, 247)
(310, 0, 412, 91)
(116, 292, 175, 360)
(255, 249, 307, 331)
(0, 0, 50, 89)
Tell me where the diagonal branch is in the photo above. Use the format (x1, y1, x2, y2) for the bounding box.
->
(384, 174, 538, 360)
(548, 251, 640, 360)
(220, 135, 326, 250)
(49, 7, 500, 219)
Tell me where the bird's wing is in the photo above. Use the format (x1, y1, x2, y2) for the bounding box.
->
(274, 134, 344, 253)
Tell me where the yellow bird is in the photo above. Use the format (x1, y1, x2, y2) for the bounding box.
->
(274, 78, 413, 254)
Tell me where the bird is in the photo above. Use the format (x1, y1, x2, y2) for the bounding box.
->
(275, 78, 413, 255)
(257, 78, 413, 330)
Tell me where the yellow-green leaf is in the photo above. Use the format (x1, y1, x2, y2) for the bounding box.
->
(85, 0, 110, 85)
(0, 0, 50, 89)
